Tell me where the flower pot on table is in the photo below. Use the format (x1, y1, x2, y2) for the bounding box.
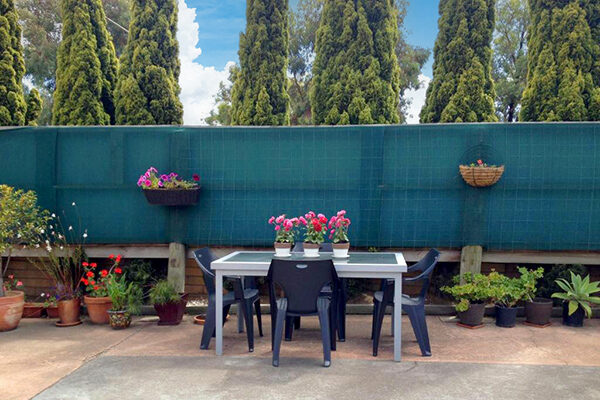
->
(333, 242, 350, 258)
(303, 242, 320, 258)
(274, 242, 291, 257)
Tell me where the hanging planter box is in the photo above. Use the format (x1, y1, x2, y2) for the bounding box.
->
(459, 165, 504, 187)
(142, 187, 200, 206)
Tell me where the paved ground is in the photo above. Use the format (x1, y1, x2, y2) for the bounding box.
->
(2, 315, 599, 400)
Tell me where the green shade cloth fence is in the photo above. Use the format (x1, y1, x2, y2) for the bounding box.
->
(1, 123, 599, 250)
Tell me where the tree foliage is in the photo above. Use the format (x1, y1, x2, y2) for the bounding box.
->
(25, 87, 42, 125)
(205, 64, 238, 126)
(420, 0, 497, 123)
(53, 0, 118, 125)
(520, 0, 600, 121)
(0, 0, 27, 126)
(311, 0, 401, 125)
(493, 0, 529, 122)
(115, 0, 183, 125)
(231, 0, 290, 126)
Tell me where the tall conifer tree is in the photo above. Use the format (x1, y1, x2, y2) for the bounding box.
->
(115, 0, 183, 125)
(231, 0, 290, 126)
(420, 0, 497, 123)
(0, 0, 26, 126)
(311, 0, 400, 125)
(52, 0, 118, 125)
(520, 0, 600, 121)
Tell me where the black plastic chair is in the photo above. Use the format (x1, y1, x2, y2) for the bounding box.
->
(268, 259, 338, 367)
(193, 248, 263, 352)
(371, 249, 440, 357)
(290, 242, 347, 342)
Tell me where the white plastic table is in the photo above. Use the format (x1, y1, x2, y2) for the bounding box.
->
(210, 251, 408, 361)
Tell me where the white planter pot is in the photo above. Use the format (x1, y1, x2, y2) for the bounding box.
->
(303, 243, 320, 258)
(332, 242, 350, 258)
(274, 243, 291, 257)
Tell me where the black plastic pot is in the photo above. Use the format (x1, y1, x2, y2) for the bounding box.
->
(495, 305, 517, 328)
(562, 302, 585, 327)
(457, 302, 485, 326)
(143, 187, 200, 206)
(525, 298, 553, 326)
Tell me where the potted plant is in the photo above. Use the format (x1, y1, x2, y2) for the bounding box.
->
(442, 273, 492, 327)
(268, 215, 298, 257)
(328, 210, 351, 258)
(138, 167, 201, 206)
(552, 272, 600, 327)
(42, 291, 59, 318)
(81, 255, 123, 324)
(0, 185, 50, 331)
(30, 203, 87, 327)
(518, 267, 551, 326)
(489, 271, 525, 328)
(459, 159, 504, 187)
(106, 273, 143, 330)
(149, 280, 188, 325)
(299, 211, 328, 257)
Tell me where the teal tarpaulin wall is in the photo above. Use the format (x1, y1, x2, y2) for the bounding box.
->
(1, 123, 599, 250)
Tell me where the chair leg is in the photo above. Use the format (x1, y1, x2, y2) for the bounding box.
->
(254, 300, 263, 337)
(372, 302, 387, 357)
(329, 291, 337, 351)
(237, 304, 244, 333)
(371, 300, 380, 340)
(317, 298, 332, 368)
(272, 300, 287, 367)
(294, 316, 301, 329)
(285, 316, 294, 341)
(410, 304, 431, 356)
(337, 281, 347, 342)
(242, 300, 254, 352)
(200, 302, 216, 350)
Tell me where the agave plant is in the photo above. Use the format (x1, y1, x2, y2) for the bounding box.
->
(551, 272, 600, 318)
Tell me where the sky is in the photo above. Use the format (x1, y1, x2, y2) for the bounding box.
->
(177, 0, 440, 125)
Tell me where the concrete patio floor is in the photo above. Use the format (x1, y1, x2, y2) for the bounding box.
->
(2, 315, 599, 400)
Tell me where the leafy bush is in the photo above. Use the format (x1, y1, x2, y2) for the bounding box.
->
(518, 267, 544, 302)
(148, 279, 181, 305)
(107, 275, 143, 314)
(488, 271, 526, 308)
(552, 272, 600, 318)
(442, 273, 493, 312)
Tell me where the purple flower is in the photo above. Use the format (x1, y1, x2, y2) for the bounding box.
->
(160, 174, 169, 181)
(158, 180, 164, 187)
(144, 180, 151, 187)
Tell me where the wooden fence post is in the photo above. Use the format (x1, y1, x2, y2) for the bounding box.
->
(460, 245, 482, 283)
(168, 242, 186, 293)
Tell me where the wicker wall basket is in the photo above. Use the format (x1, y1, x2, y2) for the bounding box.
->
(142, 187, 200, 206)
(459, 165, 504, 187)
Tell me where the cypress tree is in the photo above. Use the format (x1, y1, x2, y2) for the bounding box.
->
(0, 0, 26, 126)
(53, 0, 118, 125)
(311, 0, 401, 125)
(520, 0, 600, 121)
(25, 88, 42, 126)
(420, 0, 497, 123)
(231, 0, 290, 126)
(115, 0, 183, 125)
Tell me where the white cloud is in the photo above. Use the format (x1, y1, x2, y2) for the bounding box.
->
(404, 74, 430, 124)
(177, 0, 234, 125)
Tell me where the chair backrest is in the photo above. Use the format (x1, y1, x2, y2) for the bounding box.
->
(410, 249, 440, 300)
(192, 248, 216, 294)
(268, 259, 338, 314)
(292, 242, 333, 252)
(410, 249, 440, 274)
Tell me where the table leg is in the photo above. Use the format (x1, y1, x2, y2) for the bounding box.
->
(216, 270, 223, 356)
(393, 276, 402, 362)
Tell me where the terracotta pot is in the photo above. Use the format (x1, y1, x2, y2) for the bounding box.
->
(57, 298, 81, 325)
(0, 291, 25, 332)
(303, 242, 320, 258)
(46, 306, 59, 319)
(84, 296, 112, 324)
(274, 242, 291, 257)
(108, 310, 131, 329)
(23, 302, 45, 318)
(154, 294, 188, 326)
(332, 242, 350, 258)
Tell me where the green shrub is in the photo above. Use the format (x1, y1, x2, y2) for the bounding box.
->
(107, 275, 143, 314)
(537, 264, 588, 304)
(442, 273, 493, 312)
(552, 272, 600, 318)
(148, 279, 181, 305)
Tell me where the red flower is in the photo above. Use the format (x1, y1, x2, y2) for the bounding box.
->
(100, 270, 108, 277)
(109, 254, 115, 259)
(93, 286, 99, 291)
(116, 254, 122, 263)
(90, 263, 97, 268)
(81, 278, 89, 285)
(115, 267, 122, 274)
(82, 262, 89, 267)
(313, 220, 322, 232)
(89, 280, 95, 285)
(193, 174, 200, 182)
(86, 271, 94, 278)
(477, 159, 483, 165)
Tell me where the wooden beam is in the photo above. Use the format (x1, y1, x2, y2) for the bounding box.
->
(460, 245, 482, 282)
(168, 242, 186, 293)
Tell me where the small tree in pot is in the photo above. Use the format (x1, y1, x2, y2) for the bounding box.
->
(149, 280, 188, 325)
(518, 267, 551, 326)
(552, 273, 600, 327)
(0, 186, 50, 331)
(442, 273, 493, 327)
(489, 271, 526, 328)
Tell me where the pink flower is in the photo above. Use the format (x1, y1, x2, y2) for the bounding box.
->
(330, 229, 335, 235)
(160, 174, 169, 181)
(317, 213, 325, 220)
(276, 215, 285, 224)
(299, 216, 307, 225)
(336, 220, 342, 228)
(8, 275, 14, 280)
(268, 216, 275, 224)
(337, 210, 346, 216)
(144, 180, 151, 187)
(158, 181, 164, 187)
(16, 281, 23, 287)
(290, 217, 299, 224)
(284, 225, 291, 232)
(319, 215, 328, 224)
(193, 174, 200, 182)
(329, 216, 337, 228)
(274, 225, 281, 231)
